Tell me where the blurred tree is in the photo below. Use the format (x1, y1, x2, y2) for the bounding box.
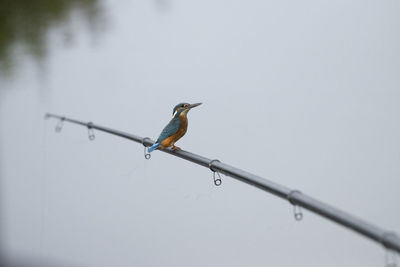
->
(0, 0, 104, 78)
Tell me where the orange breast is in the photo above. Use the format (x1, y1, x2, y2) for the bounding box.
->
(160, 115, 188, 148)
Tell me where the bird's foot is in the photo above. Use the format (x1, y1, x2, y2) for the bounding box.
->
(172, 145, 181, 151)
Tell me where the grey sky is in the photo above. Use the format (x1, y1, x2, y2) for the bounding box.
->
(1, 0, 399, 266)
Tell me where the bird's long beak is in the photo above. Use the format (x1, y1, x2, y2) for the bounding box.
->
(188, 103, 202, 109)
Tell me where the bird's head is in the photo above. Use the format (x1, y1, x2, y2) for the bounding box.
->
(172, 102, 202, 117)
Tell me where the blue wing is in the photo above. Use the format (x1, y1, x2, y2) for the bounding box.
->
(156, 116, 181, 143)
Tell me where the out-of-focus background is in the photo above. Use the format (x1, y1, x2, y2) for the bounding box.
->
(1, 0, 399, 266)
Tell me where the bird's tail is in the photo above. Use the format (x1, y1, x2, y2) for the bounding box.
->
(147, 142, 160, 153)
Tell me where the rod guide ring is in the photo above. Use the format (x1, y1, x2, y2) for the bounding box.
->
(142, 137, 152, 147)
(287, 190, 302, 205)
(209, 159, 221, 172)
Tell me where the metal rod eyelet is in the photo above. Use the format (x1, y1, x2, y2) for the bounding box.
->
(142, 137, 152, 159)
(287, 190, 303, 221)
(209, 159, 222, 186)
(55, 117, 65, 132)
(87, 122, 95, 140)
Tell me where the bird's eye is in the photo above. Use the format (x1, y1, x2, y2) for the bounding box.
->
(181, 104, 185, 107)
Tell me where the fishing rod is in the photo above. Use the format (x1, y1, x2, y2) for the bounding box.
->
(44, 112, 400, 259)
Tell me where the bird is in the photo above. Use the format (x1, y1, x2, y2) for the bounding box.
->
(147, 102, 202, 153)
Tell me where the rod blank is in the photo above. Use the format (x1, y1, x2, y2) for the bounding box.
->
(45, 113, 400, 253)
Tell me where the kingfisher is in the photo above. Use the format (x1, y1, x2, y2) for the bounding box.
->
(147, 102, 202, 153)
